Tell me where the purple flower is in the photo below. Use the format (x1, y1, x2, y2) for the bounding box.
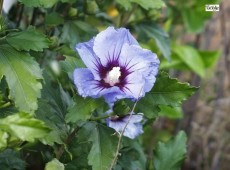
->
(106, 114, 144, 139)
(73, 27, 159, 104)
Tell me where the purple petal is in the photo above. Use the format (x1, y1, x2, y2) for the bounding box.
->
(93, 27, 139, 66)
(119, 44, 160, 94)
(75, 39, 101, 80)
(124, 123, 143, 139)
(123, 114, 143, 123)
(106, 114, 144, 139)
(103, 91, 129, 106)
(123, 71, 145, 99)
(107, 120, 125, 133)
(73, 68, 101, 97)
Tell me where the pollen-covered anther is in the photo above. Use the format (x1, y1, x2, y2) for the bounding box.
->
(104, 67, 121, 86)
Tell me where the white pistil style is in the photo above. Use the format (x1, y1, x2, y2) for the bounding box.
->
(104, 67, 121, 86)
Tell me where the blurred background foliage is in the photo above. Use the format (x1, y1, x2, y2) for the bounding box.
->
(0, 0, 229, 169)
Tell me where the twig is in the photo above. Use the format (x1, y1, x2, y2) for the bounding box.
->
(109, 88, 143, 169)
(56, 123, 86, 159)
(16, 4, 24, 27)
(0, 0, 4, 15)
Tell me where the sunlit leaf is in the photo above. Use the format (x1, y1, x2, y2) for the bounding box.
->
(6, 26, 50, 51)
(45, 159, 64, 170)
(0, 130, 8, 150)
(153, 131, 187, 170)
(0, 112, 50, 142)
(0, 45, 42, 113)
(173, 45, 205, 77)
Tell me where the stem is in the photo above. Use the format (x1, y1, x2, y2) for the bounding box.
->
(16, 4, 24, 27)
(120, 4, 137, 27)
(0, 102, 11, 109)
(0, 0, 4, 15)
(31, 8, 38, 26)
(56, 123, 85, 159)
(109, 88, 143, 169)
(89, 112, 113, 121)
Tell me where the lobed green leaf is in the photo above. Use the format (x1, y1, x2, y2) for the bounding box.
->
(0, 45, 43, 113)
(0, 112, 50, 142)
(6, 26, 50, 52)
(136, 72, 197, 118)
(153, 131, 187, 170)
(88, 123, 118, 170)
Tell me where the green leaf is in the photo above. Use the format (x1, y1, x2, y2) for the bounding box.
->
(115, 138, 147, 170)
(160, 53, 190, 70)
(88, 123, 118, 170)
(6, 27, 50, 52)
(45, 12, 64, 26)
(0, 130, 8, 150)
(0, 149, 26, 170)
(161, 50, 221, 71)
(65, 96, 105, 123)
(36, 73, 70, 145)
(151, 72, 197, 106)
(131, 0, 165, 9)
(45, 159, 64, 170)
(153, 131, 187, 170)
(0, 112, 50, 142)
(65, 122, 95, 170)
(0, 45, 43, 113)
(199, 50, 221, 68)
(136, 72, 197, 118)
(60, 55, 85, 74)
(19, 0, 58, 8)
(180, 0, 218, 33)
(61, 21, 97, 48)
(158, 105, 183, 119)
(173, 45, 205, 77)
(116, 0, 132, 10)
(136, 23, 171, 61)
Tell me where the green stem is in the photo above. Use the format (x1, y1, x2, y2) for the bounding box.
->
(89, 112, 114, 121)
(120, 4, 137, 27)
(0, 102, 11, 109)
